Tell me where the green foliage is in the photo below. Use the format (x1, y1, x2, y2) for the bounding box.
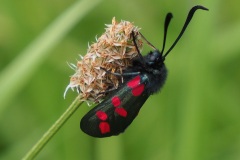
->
(0, 0, 240, 160)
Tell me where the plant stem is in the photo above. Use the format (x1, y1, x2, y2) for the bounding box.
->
(22, 97, 83, 160)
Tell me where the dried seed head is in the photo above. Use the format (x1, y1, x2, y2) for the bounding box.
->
(65, 17, 143, 104)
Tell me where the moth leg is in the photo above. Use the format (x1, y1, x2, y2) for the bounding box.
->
(100, 67, 140, 77)
(97, 87, 118, 96)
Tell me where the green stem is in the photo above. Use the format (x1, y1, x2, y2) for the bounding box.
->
(22, 97, 83, 160)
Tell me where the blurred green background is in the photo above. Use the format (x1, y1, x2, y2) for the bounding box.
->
(1, 0, 240, 159)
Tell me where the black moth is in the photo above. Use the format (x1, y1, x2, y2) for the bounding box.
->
(80, 5, 208, 138)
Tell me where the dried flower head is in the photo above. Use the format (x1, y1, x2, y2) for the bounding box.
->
(65, 17, 143, 104)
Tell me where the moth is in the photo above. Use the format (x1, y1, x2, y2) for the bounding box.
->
(80, 5, 208, 138)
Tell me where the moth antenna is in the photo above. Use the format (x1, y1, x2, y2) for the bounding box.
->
(160, 13, 173, 55)
(163, 5, 209, 58)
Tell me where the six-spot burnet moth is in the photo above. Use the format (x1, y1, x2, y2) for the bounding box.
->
(79, 5, 208, 138)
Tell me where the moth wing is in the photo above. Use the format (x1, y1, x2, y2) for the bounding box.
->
(80, 75, 149, 137)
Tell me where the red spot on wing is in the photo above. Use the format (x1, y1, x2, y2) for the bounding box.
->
(112, 96, 128, 117)
(96, 111, 108, 121)
(99, 122, 110, 134)
(127, 76, 141, 88)
(115, 108, 127, 117)
(132, 84, 145, 96)
(96, 111, 111, 134)
(112, 96, 121, 107)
